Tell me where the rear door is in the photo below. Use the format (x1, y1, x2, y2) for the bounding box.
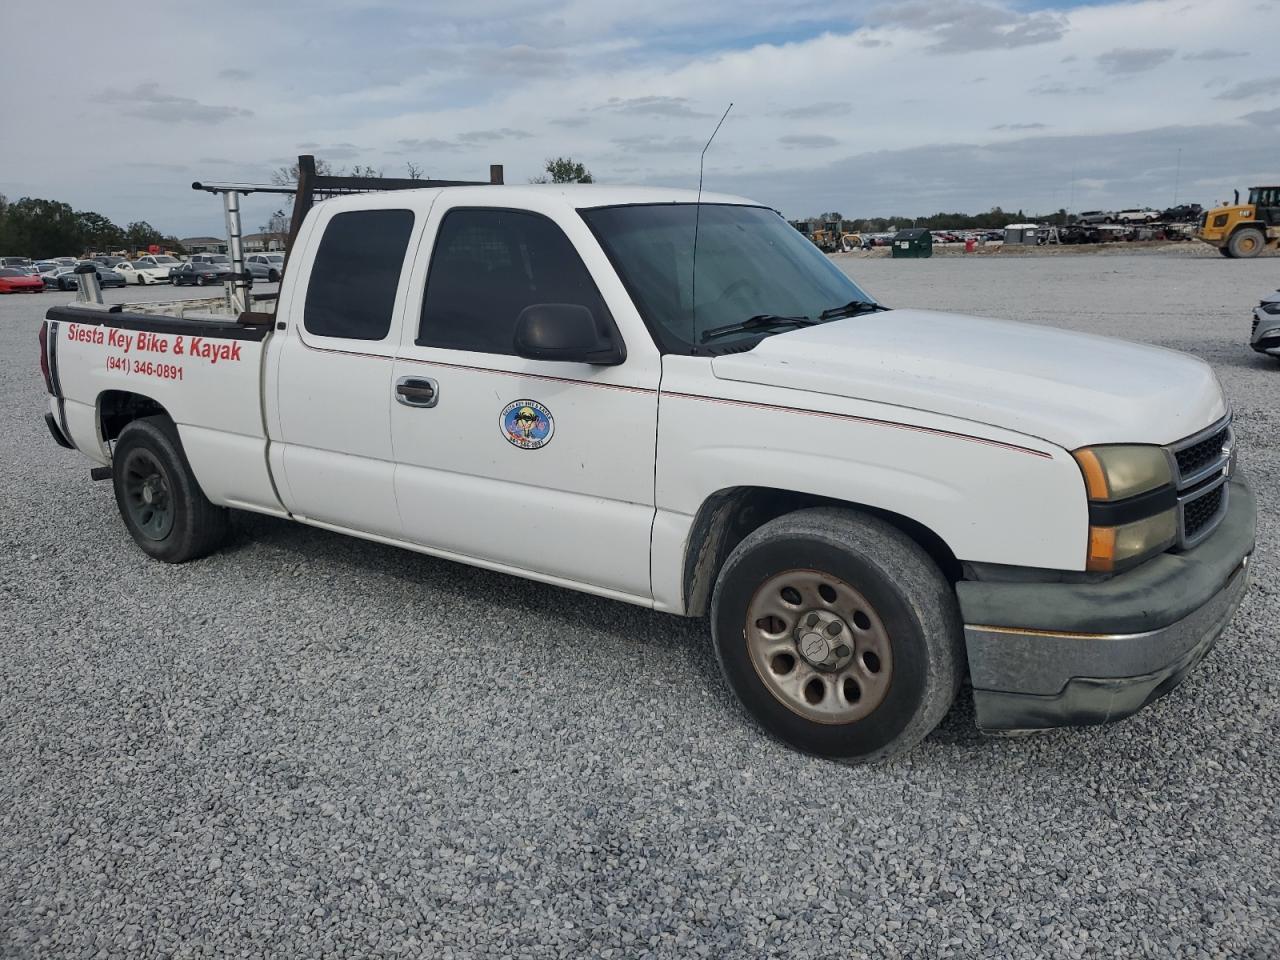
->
(269, 201, 423, 538)
(389, 201, 661, 601)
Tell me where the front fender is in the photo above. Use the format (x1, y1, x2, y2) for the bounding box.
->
(649, 380, 1088, 613)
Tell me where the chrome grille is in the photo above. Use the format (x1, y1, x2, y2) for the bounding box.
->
(1167, 415, 1233, 548)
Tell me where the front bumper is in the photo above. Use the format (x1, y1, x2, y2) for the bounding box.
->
(958, 477, 1255, 731)
(1251, 307, 1280, 355)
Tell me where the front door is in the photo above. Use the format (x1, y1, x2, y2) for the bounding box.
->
(390, 203, 660, 602)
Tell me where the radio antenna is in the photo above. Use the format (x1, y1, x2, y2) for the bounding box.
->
(690, 101, 733, 348)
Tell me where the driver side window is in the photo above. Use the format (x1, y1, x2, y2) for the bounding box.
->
(417, 208, 612, 356)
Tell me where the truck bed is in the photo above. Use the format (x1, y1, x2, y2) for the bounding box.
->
(45, 303, 284, 517)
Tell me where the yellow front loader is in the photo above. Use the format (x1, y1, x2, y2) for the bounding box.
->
(1197, 186, 1280, 258)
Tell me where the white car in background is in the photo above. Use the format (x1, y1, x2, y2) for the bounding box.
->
(115, 255, 180, 285)
(1115, 208, 1162, 224)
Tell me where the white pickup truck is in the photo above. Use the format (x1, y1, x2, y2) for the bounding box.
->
(40, 185, 1254, 761)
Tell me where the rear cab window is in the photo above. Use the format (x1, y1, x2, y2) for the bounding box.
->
(304, 209, 415, 341)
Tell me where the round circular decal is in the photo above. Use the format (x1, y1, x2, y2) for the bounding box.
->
(500, 400, 554, 450)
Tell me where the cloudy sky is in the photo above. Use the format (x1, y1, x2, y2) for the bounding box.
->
(2, 0, 1278, 236)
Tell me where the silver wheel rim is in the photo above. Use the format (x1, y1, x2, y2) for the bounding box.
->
(745, 569, 893, 724)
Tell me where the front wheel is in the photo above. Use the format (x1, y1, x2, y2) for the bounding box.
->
(195, 275, 205, 286)
(112, 416, 229, 563)
(1228, 227, 1266, 259)
(711, 508, 963, 761)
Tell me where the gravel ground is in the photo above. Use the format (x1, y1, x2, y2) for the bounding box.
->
(2, 259, 1278, 959)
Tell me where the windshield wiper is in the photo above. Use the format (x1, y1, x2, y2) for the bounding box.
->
(819, 298, 888, 321)
(700, 314, 815, 343)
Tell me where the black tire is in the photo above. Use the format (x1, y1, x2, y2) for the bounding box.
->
(711, 507, 963, 761)
(1219, 246, 1234, 258)
(268, 269, 280, 282)
(195, 275, 205, 286)
(112, 416, 229, 563)
(1228, 227, 1265, 259)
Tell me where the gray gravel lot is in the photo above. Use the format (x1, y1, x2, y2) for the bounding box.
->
(2, 258, 1278, 958)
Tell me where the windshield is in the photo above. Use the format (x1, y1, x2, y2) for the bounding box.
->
(580, 203, 875, 353)
(155, 255, 178, 263)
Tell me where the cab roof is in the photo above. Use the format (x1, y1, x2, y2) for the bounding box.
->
(315, 183, 760, 214)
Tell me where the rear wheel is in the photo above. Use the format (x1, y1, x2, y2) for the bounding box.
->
(711, 508, 963, 761)
(195, 275, 205, 286)
(1228, 227, 1265, 259)
(112, 416, 229, 563)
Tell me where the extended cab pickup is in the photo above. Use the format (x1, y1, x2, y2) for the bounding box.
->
(40, 186, 1255, 760)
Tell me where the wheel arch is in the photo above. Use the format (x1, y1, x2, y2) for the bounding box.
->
(97, 389, 173, 449)
(681, 485, 961, 618)
(1230, 220, 1267, 236)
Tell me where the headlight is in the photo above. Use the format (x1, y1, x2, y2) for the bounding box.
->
(1074, 445, 1176, 572)
(1072, 445, 1172, 500)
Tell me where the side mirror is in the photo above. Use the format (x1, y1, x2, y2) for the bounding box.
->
(513, 303, 625, 365)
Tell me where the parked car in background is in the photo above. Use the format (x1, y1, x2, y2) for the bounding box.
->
(190, 253, 230, 265)
(0, 267, 44, 293)
(35, 262, 60, 276)
(1, 257, 34, 268)
(1075, 211, 1113, 225)
(245, 253, 285, 282)
(115, 255, 179, 285)
(1116, 208, 1162, 224)
(1060, 225, 1101, 244)
(45, 268, 79, 291)
(93, 266, 128, 289)
(171, 261, 230, 286)
(1251, 289, 1280, 359)
(1160, 204, 1203, 223)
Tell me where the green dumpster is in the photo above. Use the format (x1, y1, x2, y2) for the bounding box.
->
(891, 228, 933, 259)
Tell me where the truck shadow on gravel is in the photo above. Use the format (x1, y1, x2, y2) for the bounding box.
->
(224, 511, 988, 754)
(225, 510, 722, 667)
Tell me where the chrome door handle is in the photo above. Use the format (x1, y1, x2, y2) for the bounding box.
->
(395, 376, 439, 408)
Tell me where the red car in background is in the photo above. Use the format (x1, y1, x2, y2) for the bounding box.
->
(0, 267, 44, 293)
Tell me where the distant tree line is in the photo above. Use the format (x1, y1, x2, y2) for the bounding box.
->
(800, 207, 1069, 231)
(0, 193, 184, 259)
